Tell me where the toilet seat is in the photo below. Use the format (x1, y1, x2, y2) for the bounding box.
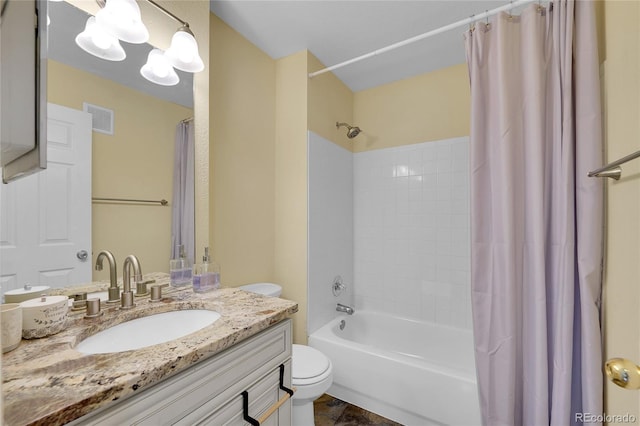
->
(292, 344, 332, 386)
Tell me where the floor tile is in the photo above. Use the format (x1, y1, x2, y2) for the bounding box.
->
(314, 394, 402, 426)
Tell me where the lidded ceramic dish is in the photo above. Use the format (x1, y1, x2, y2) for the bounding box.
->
(4, 284, 50, 303)
(20, 295, 68, 339)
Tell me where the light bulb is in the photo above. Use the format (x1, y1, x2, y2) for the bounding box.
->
(96, 0, 149, 44)
(75, 16, 126, 61)
(165, 27, 204, 73)
(140, 49, 179, 86)
(91, 32, 112, 50)
(153, 65, 169, 79)
(179, 51, 194, 64)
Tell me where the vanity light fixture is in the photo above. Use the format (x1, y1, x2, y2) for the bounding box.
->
(74, 0, 204, 86)
(165, 25, 204, 73)
(140, 48, 179, 86)
(75, 16, 126, 61)
(95, 0, 149, 44)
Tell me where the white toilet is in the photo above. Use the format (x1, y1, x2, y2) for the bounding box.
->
(238, 282, 334, 426)
(238, 282, 282, 297)
(291, 344, 333, 425)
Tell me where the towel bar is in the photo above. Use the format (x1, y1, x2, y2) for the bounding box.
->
(588, 149, 640, 180)
(92, 197, 168, 206)
(242, 364, 295, 426)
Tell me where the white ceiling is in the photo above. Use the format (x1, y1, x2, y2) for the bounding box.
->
(210, 0, 509, 92)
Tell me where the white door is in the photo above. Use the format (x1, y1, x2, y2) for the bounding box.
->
(0, 103, 92, 292)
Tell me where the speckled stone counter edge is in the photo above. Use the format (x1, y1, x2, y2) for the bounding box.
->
(2, 273, 298, 426)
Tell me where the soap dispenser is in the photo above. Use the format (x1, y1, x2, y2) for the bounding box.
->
(170, 244, 192, 287)
(193, 247, 220, 293)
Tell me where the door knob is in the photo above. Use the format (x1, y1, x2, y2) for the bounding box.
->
(605, 358, 640, 389)
(77, 250, 89, 262)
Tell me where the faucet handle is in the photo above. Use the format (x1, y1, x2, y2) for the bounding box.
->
(120, 291, 135, 309)
(71, 292, 88, 311)
(85, 298, 102, 318)
(150, 285, 163, 302)
(135, 279, 148, 297)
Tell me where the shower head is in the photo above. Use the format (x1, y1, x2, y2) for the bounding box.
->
(336, 122, 362, 139)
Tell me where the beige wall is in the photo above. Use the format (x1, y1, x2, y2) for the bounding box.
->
(601, 0, 640, 418)
(353, 63, 470, 152)
(47, 60, 192, 278)
(209, 14, 276, 285)
(274, 51, 310, 345)
(307, 53, 355, 151)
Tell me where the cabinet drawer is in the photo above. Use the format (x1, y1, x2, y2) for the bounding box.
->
(72, 319, 291, 425)
(184, 359, 292, 425)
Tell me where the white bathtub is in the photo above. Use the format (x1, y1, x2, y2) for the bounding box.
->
(309, 311, 481, 426)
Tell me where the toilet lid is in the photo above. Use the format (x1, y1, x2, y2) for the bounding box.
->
(292, 344, 330, 379)
(239, 283, 282, 297)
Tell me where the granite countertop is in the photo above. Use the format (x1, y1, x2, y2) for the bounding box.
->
(2, 273, 298, 426)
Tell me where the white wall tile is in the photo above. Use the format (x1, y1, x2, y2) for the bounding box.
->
(309, 135, 471, 332)
(308, 132, 354, 335)
(353, 137, 471, 329)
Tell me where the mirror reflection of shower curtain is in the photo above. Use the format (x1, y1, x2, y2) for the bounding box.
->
(171, 120, 195, 263)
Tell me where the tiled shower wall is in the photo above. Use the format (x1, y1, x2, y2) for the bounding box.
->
(353, 137, 471, 328)
(308, 132, 354, 335)
(308, 133, 471, 334)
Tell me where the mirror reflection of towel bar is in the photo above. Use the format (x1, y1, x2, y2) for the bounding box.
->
(92, 197, 168, 206)
(588, 149, 640, 180)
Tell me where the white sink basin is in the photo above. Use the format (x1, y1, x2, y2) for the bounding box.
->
(75, 310, 221, 354)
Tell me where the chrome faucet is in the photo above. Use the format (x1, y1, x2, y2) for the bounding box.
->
(95, 250, 119, 303)
(336, 303, 355, 315)
(121, 255, 142, 309)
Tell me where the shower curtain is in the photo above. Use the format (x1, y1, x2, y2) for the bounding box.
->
(171, 120, 195, 263)
(465, 1, 603, 425)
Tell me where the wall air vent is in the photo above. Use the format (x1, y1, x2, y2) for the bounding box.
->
(83, 102, 114, 135)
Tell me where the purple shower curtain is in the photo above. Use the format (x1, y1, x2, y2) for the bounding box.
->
(171, 120, 195, 263)
(465, 1, 603, 425)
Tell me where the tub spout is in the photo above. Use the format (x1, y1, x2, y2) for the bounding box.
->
(336, 303, 355, 315)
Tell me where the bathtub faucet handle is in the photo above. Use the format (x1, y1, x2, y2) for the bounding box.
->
(336, 303, 355, 315)
(333, 276, 347, 296)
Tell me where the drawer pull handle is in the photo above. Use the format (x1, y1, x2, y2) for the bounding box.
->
(242, 364, 296, 426)
(278, 363, 294, 396)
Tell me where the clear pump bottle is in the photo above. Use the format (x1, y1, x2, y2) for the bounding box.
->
(193, 247, 220, 293)
(170, 244, 192, 287)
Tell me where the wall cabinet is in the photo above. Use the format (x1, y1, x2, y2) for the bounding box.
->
(71, 319, 292, 425)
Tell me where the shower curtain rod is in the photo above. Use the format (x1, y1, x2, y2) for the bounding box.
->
(308, 0, 537, 79)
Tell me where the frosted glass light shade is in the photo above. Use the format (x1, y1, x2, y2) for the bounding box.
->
(165, 27, 204, 73)
(96, 0, 149, 44)
(140, 49, 179, 86)
(75, 17, 126, 61)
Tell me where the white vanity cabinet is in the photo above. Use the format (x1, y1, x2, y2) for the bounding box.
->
(71, 319, 292, 426)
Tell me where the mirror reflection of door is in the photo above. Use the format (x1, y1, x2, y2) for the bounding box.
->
(0, 104, 92, 291)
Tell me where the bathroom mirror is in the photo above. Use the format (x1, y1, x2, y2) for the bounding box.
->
(50, 0, 194, 281)
(0, 0, 195, 292)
